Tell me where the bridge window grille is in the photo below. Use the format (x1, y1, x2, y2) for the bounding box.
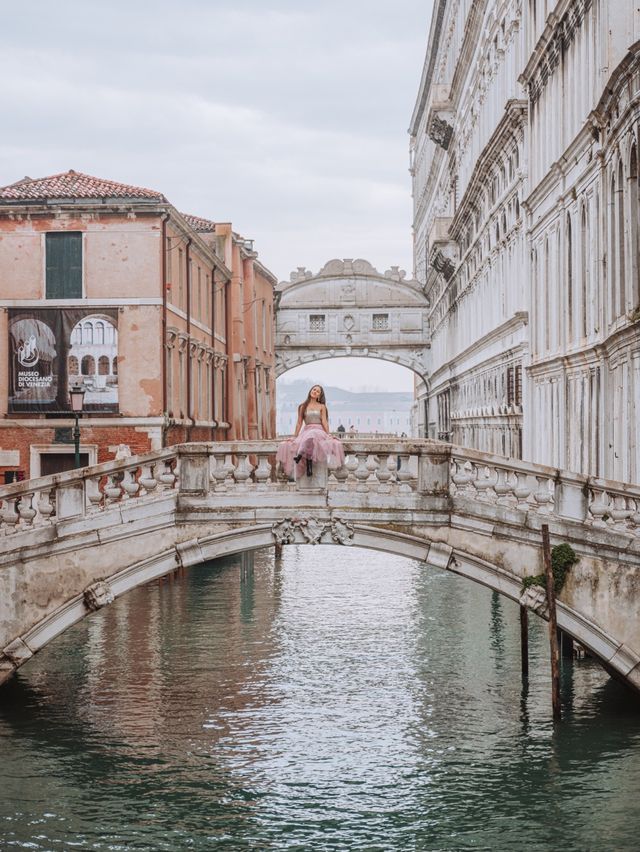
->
(309, 314, 326, 332)
(507, 366, 523, 405)
(372, 313, 389, 330)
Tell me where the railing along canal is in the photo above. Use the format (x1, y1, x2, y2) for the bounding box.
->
(0, 440, 639, 539)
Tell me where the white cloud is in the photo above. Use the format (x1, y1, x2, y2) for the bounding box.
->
(0, 0, 433, 389)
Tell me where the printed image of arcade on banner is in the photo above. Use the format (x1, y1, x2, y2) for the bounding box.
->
(8, 308, 119, 413)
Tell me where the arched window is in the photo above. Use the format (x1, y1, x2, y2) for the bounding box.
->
(580, 206, 588, 338)
(617, 159, 626, 316)
(95, 321, 105, 344)
(112, 356, 118, 375)
(98, 355, 110, 375)
(544, 238, 550, 352)
(83, 322, 93, 345)
(629, 144, 639, 310)
(81, 355, 95, 375)
(610, 173, 617, 324)
(566, 214, 573, 342)
(68, 355, 79, 375)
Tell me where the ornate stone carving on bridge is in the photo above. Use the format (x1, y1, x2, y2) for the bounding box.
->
(271, 517, 355, 546)
(519, 585, 549, 619)
(83, 581, 115, 612)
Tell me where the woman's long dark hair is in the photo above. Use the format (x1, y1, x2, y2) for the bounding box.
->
(299, 384, 327, 420)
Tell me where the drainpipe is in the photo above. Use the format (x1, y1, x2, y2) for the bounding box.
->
(211, 264, 217, 438)
(225, 272, 233, 437)
(161, 212, 170, 446)
(185, 238, 193, 440)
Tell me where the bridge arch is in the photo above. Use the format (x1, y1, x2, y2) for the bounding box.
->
(275, 259, 431, 386)
(3, 521, 634, 694)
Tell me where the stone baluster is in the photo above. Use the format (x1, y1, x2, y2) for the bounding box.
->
(588, 488, 610, 529)
(533, 476, 554, 515)
(36, 488, 56, 523)
(353, 453, 371, 492)
(253, 454, 272, 490)
(156, 459, 177, 489)
(86, 476, 104, 510)
(610, 494, 632, 533)
(345, 454, 359, 487)
(366, 454, 380, 489)
(121, 467, 140, 499)
(396, 453, 413, 493)
(474, 465, 497, 502)
(331, 463, 350, 491)
(138, 463, 158, 496)
(494, 467, 515, 507)
(375, 454, 394, 493)
(629, 498, 640, 536)
(233, 454, 254, 490)
(513, 472, 532, 512)
(104, 474, 123, 504)
(17, 493, 37, 527)
(0, 497, 20, 534)
(211, 453, 229, 492)
(451, 458, 473, 495)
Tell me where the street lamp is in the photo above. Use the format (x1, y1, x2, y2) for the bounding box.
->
(69, 385, 86, 469)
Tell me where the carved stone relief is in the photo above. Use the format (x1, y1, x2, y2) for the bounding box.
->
(84, 580, 115, 612)
(271, 517, 355, 546)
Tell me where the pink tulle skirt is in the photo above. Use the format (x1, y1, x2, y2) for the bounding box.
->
(276, 425, 345, 477)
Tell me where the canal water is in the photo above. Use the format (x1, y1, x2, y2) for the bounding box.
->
(1, 547, 640, 851)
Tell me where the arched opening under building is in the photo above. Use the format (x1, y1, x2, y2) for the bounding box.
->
(276, 356, 420, 437)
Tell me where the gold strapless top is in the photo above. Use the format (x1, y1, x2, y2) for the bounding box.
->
(304, 409, 322, 425)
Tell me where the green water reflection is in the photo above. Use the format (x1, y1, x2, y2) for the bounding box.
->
(1, 547, 639, 850)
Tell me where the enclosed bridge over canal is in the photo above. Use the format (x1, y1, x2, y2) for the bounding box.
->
(1, 440, 640, 693)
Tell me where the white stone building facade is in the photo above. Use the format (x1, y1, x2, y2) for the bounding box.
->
(412, 0, 640, 483)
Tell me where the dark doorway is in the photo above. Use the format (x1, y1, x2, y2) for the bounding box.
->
(40, 453, 89, 476)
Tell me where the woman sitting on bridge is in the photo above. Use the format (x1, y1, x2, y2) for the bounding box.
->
(277, 384, 345, 478)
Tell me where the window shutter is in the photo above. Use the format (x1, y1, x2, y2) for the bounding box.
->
(65, 233, 82, 297)
(46, 233, 82, 298)
(45, 233, 64, 298)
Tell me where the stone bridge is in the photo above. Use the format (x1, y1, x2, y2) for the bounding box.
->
(1, 440, 639, 693)
(275, 258, 430, 382)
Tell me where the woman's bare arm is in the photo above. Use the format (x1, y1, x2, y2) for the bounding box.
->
(321, 405, 330, 434)
(293, 405, 304, 438)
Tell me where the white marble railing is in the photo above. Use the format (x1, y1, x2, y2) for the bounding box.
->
(0, 440, 639, 540)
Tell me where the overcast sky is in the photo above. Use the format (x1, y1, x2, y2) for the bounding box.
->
(1, 0, 432, 391)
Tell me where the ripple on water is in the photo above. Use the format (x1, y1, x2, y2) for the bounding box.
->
(1, 546, 640, 851)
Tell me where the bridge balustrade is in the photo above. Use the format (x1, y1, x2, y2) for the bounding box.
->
(0, 440, 639, 539)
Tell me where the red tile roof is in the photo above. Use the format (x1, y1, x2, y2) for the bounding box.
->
(0, 170, 167, 202)
(182, 212, 216, 232)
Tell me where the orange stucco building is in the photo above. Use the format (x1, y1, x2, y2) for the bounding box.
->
(0, 170, 276, 479)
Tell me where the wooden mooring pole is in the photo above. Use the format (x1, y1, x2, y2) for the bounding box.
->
(520, 604, 529, 679)
(542, 524, 561, 722)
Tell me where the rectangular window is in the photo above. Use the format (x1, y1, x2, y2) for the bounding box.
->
(372, 313, 389, 330)
(507, 367, 515, 404)
(46, 232, 82, 298)
(309, 314, 326, 331)
(515, 365, 522, 406)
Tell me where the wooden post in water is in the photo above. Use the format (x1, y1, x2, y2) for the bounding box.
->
(542, 524, 561, 722)
(520, 605, 529, 679)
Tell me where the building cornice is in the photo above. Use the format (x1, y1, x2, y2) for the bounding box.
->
(519, 0, 593, 104)
(429, 311, 529, 387)
(409, 0, 449, 136)
(450, 98, 528, 239)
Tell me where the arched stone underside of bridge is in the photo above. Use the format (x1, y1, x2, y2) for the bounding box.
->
(275, 259, 430, 383)
(1, 441, 640, 695)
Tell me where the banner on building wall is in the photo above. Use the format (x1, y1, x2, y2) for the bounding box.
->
(8, 308, 119, 413)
